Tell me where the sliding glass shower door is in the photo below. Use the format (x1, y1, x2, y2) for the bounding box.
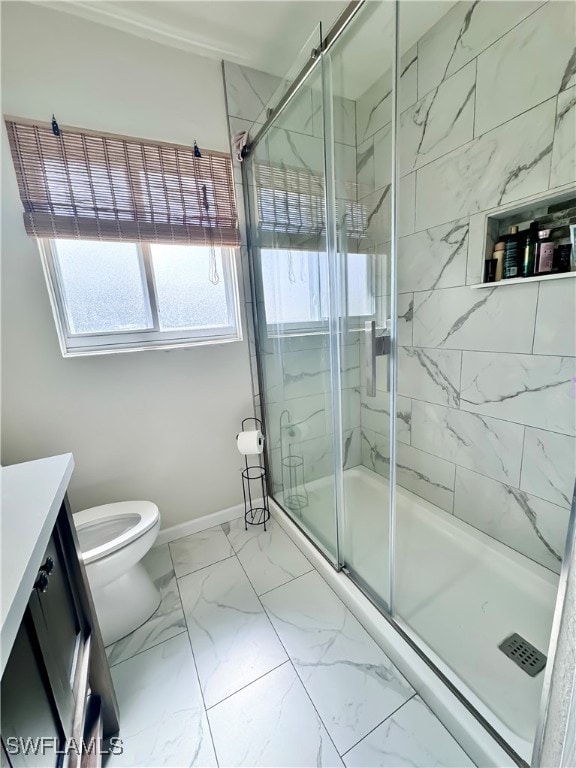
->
(244, 26, 342, 565)
(244, 3, 397, 604)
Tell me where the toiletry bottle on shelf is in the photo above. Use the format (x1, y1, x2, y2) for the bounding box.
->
(492, 241, 505, 281)
(553, 226, 573, 272)
(503, 225, 520, 279)
(521, 222, 538, 278)
(534, 229, 555, 274)
(484, 257, 497, 282)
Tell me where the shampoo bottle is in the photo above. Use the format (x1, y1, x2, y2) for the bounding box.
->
(503, 225, 520, 279)
(521, 222, 538, 278)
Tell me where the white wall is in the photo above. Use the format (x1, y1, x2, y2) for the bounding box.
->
(1, 2, 254, 527)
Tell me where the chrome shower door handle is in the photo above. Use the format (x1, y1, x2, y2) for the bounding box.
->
(364, 320, 391, 397)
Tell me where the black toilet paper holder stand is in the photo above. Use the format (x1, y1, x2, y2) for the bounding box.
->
(238, 417, 270, 531)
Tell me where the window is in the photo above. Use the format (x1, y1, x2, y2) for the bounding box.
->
(41, 239, 241, 355)
(259, 248, 376, 332)
(5, 118, 242, 356)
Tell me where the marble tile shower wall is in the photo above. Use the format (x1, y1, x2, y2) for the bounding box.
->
(357, 0, 576, 574)
(222, 61, 363, 491)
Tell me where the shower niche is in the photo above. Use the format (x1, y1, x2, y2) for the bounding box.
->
(474, 186, 576, 288)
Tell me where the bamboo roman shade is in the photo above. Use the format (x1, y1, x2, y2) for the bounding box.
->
(5, 118, 240, 246)
(255, 162, 367, 244)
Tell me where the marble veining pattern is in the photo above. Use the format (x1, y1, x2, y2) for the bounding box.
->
(343, 696, 475, 767)
(396, 441, 456, 513)
(399, 61, 475, 174)
(520, 428, 576, 510)
(398, 218, 469, 294)
(474, 1, 576, 136)
(412, 283, 538, 353)
(398, 346, 462, 408)
(106, 544, 186, 667)
(169, 526, 234, 579)
(411, 400, 524, 486)
(178, 556, 288, 708)
(208, 662, 343, 767)
(223, 517, 312, 595)
(361, 429, 456, 513)
(550, 85, 576, 188)
(415, 99, 556, 230)
(109, 518, 474, 767)
(108, 634, 216, 768)
(460, 351, 576, 436)
(261, 570, 415, 754)
(356, 47, 418, 143)
(361, 388, 412, 445)
(417, 0, 544, 98)
(454, 467, 570, 573)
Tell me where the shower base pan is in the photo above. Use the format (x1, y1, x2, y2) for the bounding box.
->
(273, 465, 558, 765)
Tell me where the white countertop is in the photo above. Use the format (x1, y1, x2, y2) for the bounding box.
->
(1, 453, 74, 675)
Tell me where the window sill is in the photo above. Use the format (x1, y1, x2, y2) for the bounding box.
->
(60, 334, 243, 357)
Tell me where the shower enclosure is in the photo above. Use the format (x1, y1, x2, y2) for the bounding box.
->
(239, 0, 576, 763)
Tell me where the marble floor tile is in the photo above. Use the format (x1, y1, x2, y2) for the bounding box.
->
(169, 525, 234, 578)
(178, 555, 287, 708)
(208, 662, 343, 767)
(223, 517, 312, 596)
(343, 696, 475, 767)
(106, 544, 186, 666)
(109, 634, 216, 768)
(261, 571, 414, 754)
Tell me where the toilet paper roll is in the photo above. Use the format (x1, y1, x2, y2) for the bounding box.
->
(236, 430, 264, 455)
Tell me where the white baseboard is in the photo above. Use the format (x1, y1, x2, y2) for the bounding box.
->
(156, 500, 260, 545)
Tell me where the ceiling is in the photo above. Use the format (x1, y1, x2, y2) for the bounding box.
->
(40, 0, 454, 98)
(41, 1, 348, 77)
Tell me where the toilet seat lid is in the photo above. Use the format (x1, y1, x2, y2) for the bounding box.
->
(74, 501, 159, 564)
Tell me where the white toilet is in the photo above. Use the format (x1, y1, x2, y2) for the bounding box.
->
(74, 501, 161, 646)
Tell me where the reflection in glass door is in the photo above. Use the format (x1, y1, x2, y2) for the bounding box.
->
(244, 27, 343, 565)
(324, 1, 396, 610)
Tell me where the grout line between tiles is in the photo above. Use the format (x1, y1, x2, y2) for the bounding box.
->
(340, 693, 418, 758)
(106, 628, 188, 668)
(232, 555, 344, 760)
(174, 568, 221, 767)
(256, 566, 316, 598)
(173, 553, 236, 582)
(205, 659, 291, 711)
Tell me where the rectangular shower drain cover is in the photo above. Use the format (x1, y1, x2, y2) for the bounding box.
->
(499, 633, 547, 677)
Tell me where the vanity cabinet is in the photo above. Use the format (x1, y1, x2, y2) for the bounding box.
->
(1, 456, 119, 768)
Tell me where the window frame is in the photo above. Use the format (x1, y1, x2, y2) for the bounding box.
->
(38, 238, 243, 357)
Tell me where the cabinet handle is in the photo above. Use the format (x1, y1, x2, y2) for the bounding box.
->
(41, 556, 55, 575)
(34, 570, 50, 593)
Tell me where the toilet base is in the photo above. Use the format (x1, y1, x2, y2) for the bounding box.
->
(91, 561, 161, 646)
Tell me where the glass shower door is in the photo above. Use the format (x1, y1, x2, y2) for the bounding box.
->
(244, 36, 344, 565)
(323, 0, 397, 609)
